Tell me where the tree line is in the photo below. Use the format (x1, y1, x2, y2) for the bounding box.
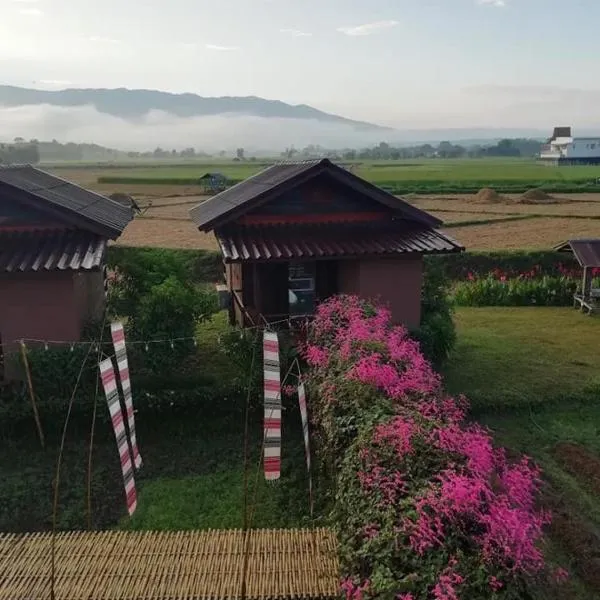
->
(282, 139, 543, 161)
(1, 136, 543, 164)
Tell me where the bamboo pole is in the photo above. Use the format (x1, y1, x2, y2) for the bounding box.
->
(19, 340, 45, 448)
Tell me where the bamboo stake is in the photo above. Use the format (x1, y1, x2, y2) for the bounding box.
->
(19, 340, 45, 448)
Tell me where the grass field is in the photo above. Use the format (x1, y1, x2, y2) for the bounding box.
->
(444, 307, 600, 599)
(48, 158, 600, 184)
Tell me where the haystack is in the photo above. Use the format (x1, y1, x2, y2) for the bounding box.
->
(472, 187, 507, 204)
(521, 188, 552, 202)
(518, 188, 567, 204)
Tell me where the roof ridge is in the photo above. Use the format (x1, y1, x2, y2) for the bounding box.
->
(270, 158, 329, 166)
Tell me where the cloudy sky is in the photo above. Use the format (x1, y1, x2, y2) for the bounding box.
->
(2, 0, 600, 129)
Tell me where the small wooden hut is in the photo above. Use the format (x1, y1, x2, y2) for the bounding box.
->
(190, 159, 464, 328)
(555, 238, 600, 314)
(198, 173, 228, 194)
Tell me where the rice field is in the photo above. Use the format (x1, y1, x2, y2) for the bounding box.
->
(48, 158, 600, 185)
(48, 160, 600, 251)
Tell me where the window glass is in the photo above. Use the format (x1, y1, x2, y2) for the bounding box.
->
(289, 262, 315, 315)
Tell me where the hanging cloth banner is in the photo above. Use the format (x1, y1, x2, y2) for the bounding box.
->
(99, 358, 137, 516)
(111, 322, 142, 469)
(297, 382, 314, 515)
(263, 331, 281, 481)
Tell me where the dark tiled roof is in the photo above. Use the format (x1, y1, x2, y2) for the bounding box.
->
(554, 239, 600, 267)
(0, 165, 132, 238)
(189, 159, 441, 231)
(215, 224, 463, 261)
(0, 228, 106, 272)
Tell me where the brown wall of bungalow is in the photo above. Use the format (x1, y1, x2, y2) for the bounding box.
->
(0, 271, 105, 379)
(338, 256, 423, 328)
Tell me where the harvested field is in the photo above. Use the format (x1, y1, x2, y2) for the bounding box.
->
(428, 211, 522, 224)
(95, 183, 205, 199)
(115, 218, 218, 250)
(554, 442, 600, 497)
(444, 217, 600, 250)
(140, 196, 207, 219)
(411, 197, 600, 217)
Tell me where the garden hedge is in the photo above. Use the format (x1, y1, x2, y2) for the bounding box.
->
(109, 246, 580, 286)
(303, 295, 566, 599)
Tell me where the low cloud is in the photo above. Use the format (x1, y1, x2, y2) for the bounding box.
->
(19, 7, 43, 16)
(477, 0, 506, 6)
(280, 28, 312, 37)
(88, 36, 121, 44)
(0, 103, 387, 152)
(38, 80, 74, 86)
(337, 20, 399, 36)
(205, 44, 240, 51)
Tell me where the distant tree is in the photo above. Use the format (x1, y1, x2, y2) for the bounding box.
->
(181, 147, 196, 158)
(13, 137, 24, 144)
(236, 147, 245, 160)
(284, 146, 297, 159)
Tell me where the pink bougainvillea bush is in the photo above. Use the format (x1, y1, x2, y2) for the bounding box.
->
(303, 295, 561, 600)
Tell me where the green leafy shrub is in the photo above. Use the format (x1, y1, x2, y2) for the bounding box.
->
(453, 275, 578, 307)
(126, 276, 217, 371)
(106, 246, 223, 293)
(414, 261, 456, 366)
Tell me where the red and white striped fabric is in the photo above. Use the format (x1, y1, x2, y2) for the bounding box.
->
(263, 331, 281, 481)
(297, 382, 313, 514)
(111, 322, 142, 469)
(99, 358, 137, 516)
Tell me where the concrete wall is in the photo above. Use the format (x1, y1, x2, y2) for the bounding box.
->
(338, 256, 423, 328)
(0, 272, 81, 379)
(73, 270, 105, 326)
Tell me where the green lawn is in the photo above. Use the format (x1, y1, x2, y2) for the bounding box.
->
(444, 307, 600, 599)
(0, 313, 312, 534)
(443, 307, 600, 411)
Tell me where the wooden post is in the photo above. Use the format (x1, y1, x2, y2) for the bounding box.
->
(20, 341, 45, 448)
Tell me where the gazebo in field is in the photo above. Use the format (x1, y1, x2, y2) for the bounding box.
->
(554, 238, 600, 314)
(198, 173, 228, 194)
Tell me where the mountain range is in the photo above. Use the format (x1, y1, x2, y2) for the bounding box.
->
(0, 85, 390, 132)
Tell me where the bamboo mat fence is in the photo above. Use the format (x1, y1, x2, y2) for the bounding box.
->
(0, 528, 339, 600)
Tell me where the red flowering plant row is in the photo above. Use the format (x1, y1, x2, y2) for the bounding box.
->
(451, 263, 600, 307)
(303, 295, 565, 600)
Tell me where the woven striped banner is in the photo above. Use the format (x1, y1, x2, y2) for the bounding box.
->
(99, 358, 137, 517)
(263, 331, 281, 481)
(111, 322, 142, 469)
(297, 383, 313, 514)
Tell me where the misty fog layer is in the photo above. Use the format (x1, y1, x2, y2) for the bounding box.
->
(0, 103, 391, 152)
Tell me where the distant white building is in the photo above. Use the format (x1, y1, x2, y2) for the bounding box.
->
(540, 127, 600, 164)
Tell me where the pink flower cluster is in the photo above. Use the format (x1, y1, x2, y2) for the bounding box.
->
(304, 295, 562, 599)
(305, 295, 440, 401)
(341, 578, 371, 600)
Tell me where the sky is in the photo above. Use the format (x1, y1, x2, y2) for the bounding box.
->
(1, 0, 600, 130)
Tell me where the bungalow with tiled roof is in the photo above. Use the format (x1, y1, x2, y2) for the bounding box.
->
(190, 159, 464, 328)
(0, 165, 132, 379)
